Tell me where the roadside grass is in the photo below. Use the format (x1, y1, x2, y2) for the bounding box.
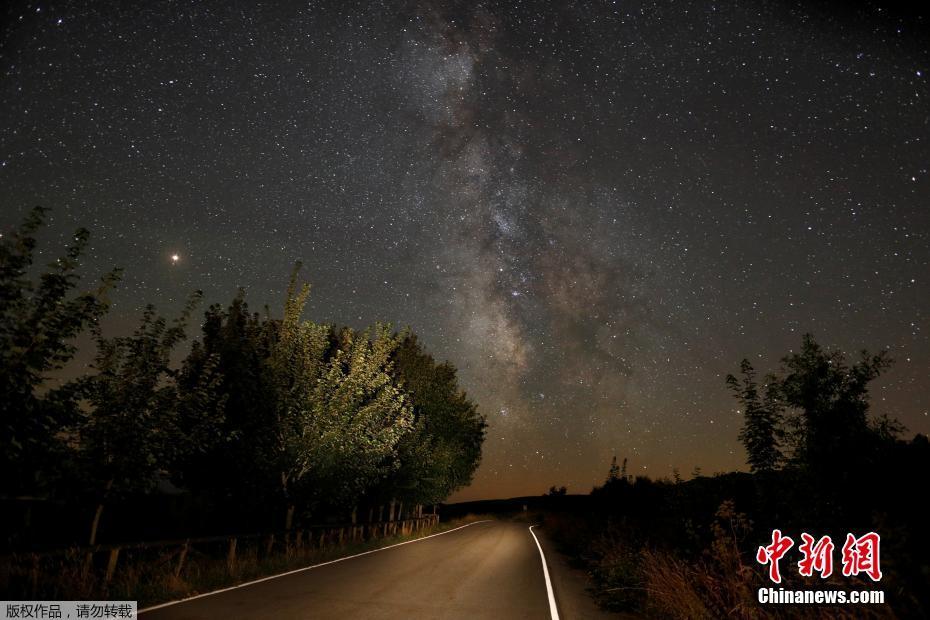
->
(0, 514, 493, 608)
(543, 505, 896, 620)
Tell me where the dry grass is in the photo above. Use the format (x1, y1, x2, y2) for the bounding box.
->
(575, 501, 897, 619)
(638, 501, 896, 620)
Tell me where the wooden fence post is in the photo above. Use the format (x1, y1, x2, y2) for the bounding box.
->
(175, 540, 189, 578)
(30, 554, 39, 598)
(227, 538, 237, 573)
(104, 547, 120, 584)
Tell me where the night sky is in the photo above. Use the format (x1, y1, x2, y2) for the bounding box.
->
(2, 1, 928, 501)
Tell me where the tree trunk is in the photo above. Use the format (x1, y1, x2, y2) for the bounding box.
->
(285, 504, 295, 531)
(351, 507, 357, 525)
(280, 471, 293, 535)
(388, 499, 395, 521)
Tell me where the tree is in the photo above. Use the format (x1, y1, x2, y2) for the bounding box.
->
(262, 269, 330, 528)
(0, 207, 119, 497)
(728, 334, 898, 484)
(176, 290, 279, 514)
(726, 359, 783, 473)
(607, 456, 621, 482)
(268, 268, 414, 527)
(74, 294, 201, 545)
(288, 323, 413, 519)
(370, 334, 486, 512)
(778, 334, 892, 471)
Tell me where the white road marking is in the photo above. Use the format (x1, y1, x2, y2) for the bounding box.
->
(529, 525, 561, 620)
(139, 519, 492, 614)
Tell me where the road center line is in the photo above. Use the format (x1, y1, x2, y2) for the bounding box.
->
(529, 525, 561, 620)
(139, 519, 492, 614)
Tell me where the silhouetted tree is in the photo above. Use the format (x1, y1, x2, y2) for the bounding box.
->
(176, 290, 279, 514)
(607, 456, 621, 482)
(0, 207, 119, 497)
(726, 359, 782, 472)
(73, 294, 200, 545)
(778, 334, 892, 472)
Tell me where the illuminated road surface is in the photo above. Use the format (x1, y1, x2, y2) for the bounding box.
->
(140, 520, 567, 619)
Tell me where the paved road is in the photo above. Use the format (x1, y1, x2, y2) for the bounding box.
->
(141, 520, 558, 619)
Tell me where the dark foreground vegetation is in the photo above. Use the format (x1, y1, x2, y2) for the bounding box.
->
(0, 208, 486, 598)
(539, 336, 930, 618)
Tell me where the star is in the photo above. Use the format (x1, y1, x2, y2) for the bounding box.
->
(1, 0, 927, 502)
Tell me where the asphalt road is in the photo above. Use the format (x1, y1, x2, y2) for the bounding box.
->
(140, 520, 560, 619)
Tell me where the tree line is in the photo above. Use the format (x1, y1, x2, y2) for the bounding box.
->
(0, 207, 486, 547)
(570, 334, 929, 616)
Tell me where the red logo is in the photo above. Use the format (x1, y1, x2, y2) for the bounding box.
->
(757, 530, 881, 582)
(841, 532, 882, 582)
(756, 529, 794, 583)
(798, 533, 834, 578)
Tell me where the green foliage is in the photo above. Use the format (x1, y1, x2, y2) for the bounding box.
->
(0, 207, 119, 496)
(372, 334, 487, 507)
(174, 268, 481, 525)
(2, 210, 485, 537)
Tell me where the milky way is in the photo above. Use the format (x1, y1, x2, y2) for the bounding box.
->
(2, 0, 928, 500)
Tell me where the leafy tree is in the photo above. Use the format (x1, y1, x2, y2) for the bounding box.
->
(777, 334, 892, 470)
(267, 272, 333, 527)
(726, 359, 783, 473)
(268, 269, 414, 527)
(74, 295, 200, 544)
(728, 334, 898, 498)
(176, 291, 279, 513)
(371, 335, 486, 511)
(0, 207, 119, 497)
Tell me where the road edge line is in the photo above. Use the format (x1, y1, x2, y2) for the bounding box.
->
(139, 519, 492, 614)
(529, 525, 561, 620)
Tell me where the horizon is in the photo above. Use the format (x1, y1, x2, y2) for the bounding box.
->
(2, 0, 928, 504)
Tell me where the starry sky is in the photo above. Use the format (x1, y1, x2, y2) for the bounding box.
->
(2, 0, 928, 501)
